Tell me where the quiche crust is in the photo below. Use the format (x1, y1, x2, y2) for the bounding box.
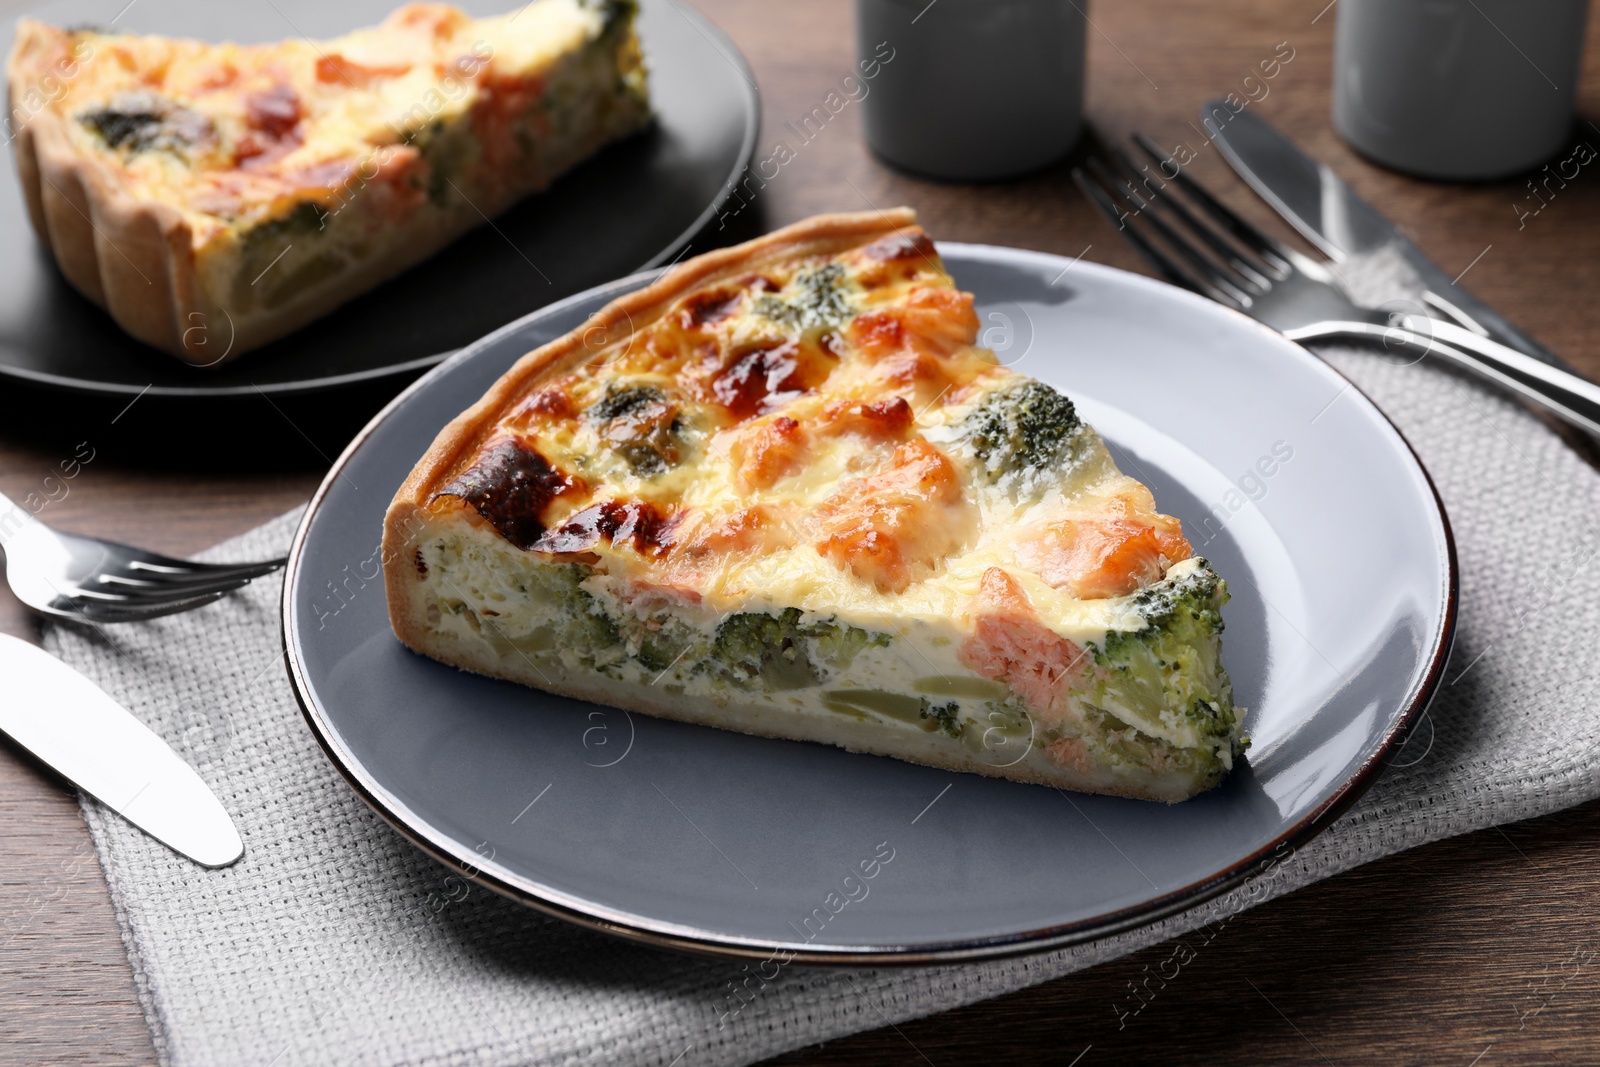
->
(383, 209, 1245, 802)
(7, 1, 650, 364)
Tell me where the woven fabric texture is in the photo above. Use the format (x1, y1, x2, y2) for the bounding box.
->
(46, 251, 1600, 1066)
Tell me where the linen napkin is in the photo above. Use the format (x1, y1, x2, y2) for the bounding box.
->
(46, 248, 1600, 1067)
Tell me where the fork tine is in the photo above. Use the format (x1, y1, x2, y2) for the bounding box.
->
(100, 562, 279, 592)
(94, 571, 258, 598)
(94, 556, 284, 597)
(124, 557, 286, 579)
(1130, 132, 1293, 275)
(1084, 158, 1257, 307)
(61, 591, 229, 624)
(62, 573, 254, 606)
(1104, 146, 1276, 291)
(1072, 167, 1221, 303)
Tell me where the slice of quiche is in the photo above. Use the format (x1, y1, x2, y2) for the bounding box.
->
(6, 0, 649, 364)
(382, 210, 1245, 802)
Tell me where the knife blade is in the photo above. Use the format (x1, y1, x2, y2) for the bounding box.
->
(0, 634, 242, 868)
(1205, 103, 1575, 374)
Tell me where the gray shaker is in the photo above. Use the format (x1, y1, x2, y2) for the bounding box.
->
(1333, 0, 1590, 180)
(855, 0, 1087, 181)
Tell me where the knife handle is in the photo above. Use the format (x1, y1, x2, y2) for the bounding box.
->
(1293, 317, 1600, 440)
(1404, 316, 1600, 440)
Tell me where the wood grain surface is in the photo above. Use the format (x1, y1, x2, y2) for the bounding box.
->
(5, 0, 1600, 1063)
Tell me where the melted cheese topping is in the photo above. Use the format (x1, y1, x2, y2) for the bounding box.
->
(434, 228, 1196, 649)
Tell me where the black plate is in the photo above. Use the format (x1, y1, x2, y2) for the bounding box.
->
(0, 0, 757, 397)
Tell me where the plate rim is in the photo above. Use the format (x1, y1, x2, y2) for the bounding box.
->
(0, 0, 761, 400)
(281, 245, 1459, 965)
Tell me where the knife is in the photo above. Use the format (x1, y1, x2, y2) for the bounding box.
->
(0, 634, 243, 868)
(1205, 103, 1578, 376)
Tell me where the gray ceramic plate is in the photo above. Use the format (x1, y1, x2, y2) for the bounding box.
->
(0, 0, 756, 397)
(283, 244, 1457, 963)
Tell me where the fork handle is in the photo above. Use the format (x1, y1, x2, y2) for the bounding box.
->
(0, 488, 39, 548)
(1285, 317, 1600, 440)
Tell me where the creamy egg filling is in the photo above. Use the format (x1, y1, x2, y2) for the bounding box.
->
(410, 519, 1238, 793)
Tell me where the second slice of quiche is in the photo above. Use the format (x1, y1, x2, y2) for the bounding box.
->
(383, 210, 1245, 802)
(8, 0, 649, 363)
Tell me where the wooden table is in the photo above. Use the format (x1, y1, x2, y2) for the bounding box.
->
(5, 0, 1600, 1062)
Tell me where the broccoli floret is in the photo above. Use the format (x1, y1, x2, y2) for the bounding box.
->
(754, 264, 852, 332)
(579, 0, 638, 34)
(434, 558, 624, 669)
(957, 381, 1092, 493)
(919, 701, 962, 739)
(632, 639, 676, 672)
(704, 608, 889, 690)
(247, 200, 331, 242)
(628, 620, 701, 673)
(79, 91, 214, 155)
(80, 101, 161, 149)
(811, 622, 892, 670)
(409, 117, 478, 208)
(542, 564, 621, 651)
(1088, 560, 1244, 755)
(586, 384, 684, 475)
(708, 609, 814, 690)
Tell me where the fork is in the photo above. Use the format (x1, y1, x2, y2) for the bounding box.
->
(0, 491, 285, 623)
(1073, 134, 1600, 439)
